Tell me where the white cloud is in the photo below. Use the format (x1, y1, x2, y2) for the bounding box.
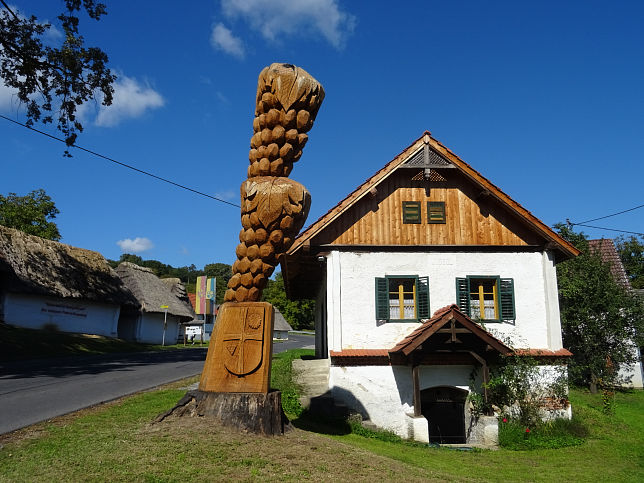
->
(220, 0, 355, 49)
(116, 237, 154, 253)
(211, 23, 245, 58)
(215, 190, 236, 201)
(94, 75, 165, 127)
(0, 82, 20, 112)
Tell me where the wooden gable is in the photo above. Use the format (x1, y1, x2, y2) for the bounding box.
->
(312, 167, 543, 247)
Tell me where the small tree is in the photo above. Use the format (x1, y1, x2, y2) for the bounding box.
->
(262, 272, 315, 331)
(555, 224, 643, 392)
(1, 1, 115, 151)
(0, 188, 61, 240)
(615, 235, 644, 289)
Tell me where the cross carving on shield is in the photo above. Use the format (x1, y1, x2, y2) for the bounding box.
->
(222, 306, 265, 376)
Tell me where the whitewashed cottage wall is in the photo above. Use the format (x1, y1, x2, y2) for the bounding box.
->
(2, 293, 120, 337)
(321, 249, 564, 352)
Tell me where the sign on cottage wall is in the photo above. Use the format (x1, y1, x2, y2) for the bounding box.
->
(41, 302, 87, 318)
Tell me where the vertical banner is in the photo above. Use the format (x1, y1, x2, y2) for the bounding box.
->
(205, 277, 216, 315)
(195, 276, 207, 315)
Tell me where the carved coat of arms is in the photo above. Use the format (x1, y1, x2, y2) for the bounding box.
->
(221, 305, 266, 376)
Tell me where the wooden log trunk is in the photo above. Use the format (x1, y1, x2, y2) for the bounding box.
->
(156, 389, 289, 436)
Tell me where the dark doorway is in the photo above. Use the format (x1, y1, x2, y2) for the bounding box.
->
(421, 386, 467, 444)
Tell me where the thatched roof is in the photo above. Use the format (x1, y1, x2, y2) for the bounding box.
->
(161, 277, 195, 318)
(273, 308, 293, 332)
(116, 263, 194, 320)
(0, 225, 139, 306)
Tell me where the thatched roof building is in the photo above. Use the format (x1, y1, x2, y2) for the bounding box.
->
(274, 308, 293, 333)
(161, 277, 195, 318)
(116, 263, 193, 320)
(0, 225, 138, 307)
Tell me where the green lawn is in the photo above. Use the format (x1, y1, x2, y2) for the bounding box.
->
(0, 324, 208, 362)
(0, 350, 642, 482)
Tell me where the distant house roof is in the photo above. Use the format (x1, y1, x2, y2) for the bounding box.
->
(588, 239, 631, 289)
(0, 225, 138, 307)
(273, 308, 293, 332)
(115, 262, 194, 320)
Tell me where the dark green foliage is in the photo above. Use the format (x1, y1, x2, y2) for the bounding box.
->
(269, 348, 314, 417)
(498, 418, 587, 450)
(0, 189, 61, 240)
(262, 272, 315, 330)
(474, 355, 567, 428)
(347, 417, 405, 443)
(615, 235, 644, 289)
(0, 1, 115, 152)
(555, 224, 644, 390)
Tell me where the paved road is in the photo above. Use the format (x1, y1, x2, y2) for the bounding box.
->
(0, 333, 314, 435)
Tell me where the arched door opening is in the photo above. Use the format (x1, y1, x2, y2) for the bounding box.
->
(420, 386, 468, 444)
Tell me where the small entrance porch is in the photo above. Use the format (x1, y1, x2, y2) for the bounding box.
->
(389, 304, 512, 445)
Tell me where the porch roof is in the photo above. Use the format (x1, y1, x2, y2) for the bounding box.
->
(389, 304, 513, 357)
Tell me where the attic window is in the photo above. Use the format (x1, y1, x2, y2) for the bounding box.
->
(402, 201, 421, 224)
(427, 202, 446, 224)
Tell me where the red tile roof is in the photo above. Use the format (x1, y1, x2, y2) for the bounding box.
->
(513, 348, 573, 357)
(187, 292, 196, 309)
(588, 239, 631, 289)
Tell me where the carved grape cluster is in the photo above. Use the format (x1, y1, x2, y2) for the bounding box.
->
(224, 63, 323, 303)
(248, 90, 320, 178)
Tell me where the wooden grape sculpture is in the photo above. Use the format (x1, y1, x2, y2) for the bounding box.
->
(224, 63, 325, 303)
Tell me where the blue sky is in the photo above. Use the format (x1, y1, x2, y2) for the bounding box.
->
(2, 0, 643, 269)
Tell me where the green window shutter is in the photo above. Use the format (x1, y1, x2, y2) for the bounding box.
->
(402, 201, 421, 224)
(427, 201, 446, 224)
(375, 277, 389, 321)
(417, 276, 430, 319)
(499, 278, 516, 321)
(455, 277, 470, 315)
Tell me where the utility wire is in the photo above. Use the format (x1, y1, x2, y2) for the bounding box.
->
(573, 223, 643, 236)
(1, 114, 241, 208)
(573, 203, 644, 225)
(0, 0, 20, 21)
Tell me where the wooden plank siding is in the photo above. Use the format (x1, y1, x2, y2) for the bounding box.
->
(312, 169, 542, 247)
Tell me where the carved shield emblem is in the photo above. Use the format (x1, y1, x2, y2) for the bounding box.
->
(222, 306, 265, 376)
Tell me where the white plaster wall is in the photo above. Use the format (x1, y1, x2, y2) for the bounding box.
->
(618, 346, 644, 389)
(330, 365, 414, 438)
(323, 250, 562, 352)
(2, 293, 120, 337)
(418, 365, 474, 392)
(137, 313, 181, 344)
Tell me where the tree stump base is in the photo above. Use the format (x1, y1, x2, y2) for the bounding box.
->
(156, 389, 290, 436)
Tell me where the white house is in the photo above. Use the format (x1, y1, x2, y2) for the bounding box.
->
(282, 131, 579, 444)
(116, 262, 194, 344)
(0, 225, 139, 337)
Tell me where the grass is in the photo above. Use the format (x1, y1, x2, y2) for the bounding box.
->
(0, 324, 208, 363)
(1, 349, 643, 481)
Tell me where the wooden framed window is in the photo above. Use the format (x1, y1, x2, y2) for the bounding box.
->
(402, 201, 421, 224)
(455, 276, 515, 322)
(375, 275, 430, 322)
(427, 201, 446, 224)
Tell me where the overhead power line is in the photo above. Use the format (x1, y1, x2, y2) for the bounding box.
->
(574, 203, 644, 225)
(1, 114, 241, 208)
(572, 223, 643, 236)
(0, 0, 20, 21)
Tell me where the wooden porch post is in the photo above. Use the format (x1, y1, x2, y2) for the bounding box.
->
(468, 351, 488, 403)
(412, 364, 421, 417)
